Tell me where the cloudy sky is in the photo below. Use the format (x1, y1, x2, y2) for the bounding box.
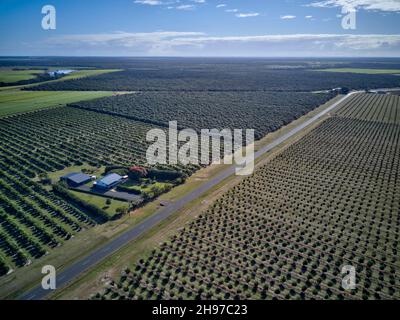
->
(0, 0, 399, 56)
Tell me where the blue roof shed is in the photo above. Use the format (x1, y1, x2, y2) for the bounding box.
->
(95, 173, 123, 189)
(61, 172, 91, 186)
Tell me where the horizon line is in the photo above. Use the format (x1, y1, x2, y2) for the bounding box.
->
(1, 55, 400, 59)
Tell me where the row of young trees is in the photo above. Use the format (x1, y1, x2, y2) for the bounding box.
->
(0, 105, 199, 276)
(96, 98, 400, 300)
(335, 93, 400, 125)
(0, 107, 197, 176)
(0, 157, 96, 273)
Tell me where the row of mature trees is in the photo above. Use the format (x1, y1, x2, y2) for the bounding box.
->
(0, 232, 27, 268)
(0, 259, 9, 276)
(70, 91, 336, 140)
(0, 207, 45, 260)
(0, 151, 96, 276)
(95, 104, 399, 301)
(336, 93, 400, 125)
(0, 104, 202, 277)
(0, 107, 197, 176)
(26, 67, 400, 92)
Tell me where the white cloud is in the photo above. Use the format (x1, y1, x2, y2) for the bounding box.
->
(307, 0, 400, 12)
(236, 13, 260, 18)
(176, 4, 195, 10)
(134, 0, 163, 5)
(281, 15, 296, 19)
(179, 34, 400, 50)
(226, 9, 239, 13)
(134, 0, 204, 8)
(43, 32, 400, 56)
(216, 4, 227, 8)
(45, 31, 204, 47)
(305, 15, 313, 18)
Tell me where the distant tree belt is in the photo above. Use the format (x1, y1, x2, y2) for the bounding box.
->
(67, 91, 336, 140)
(24, 68, 400, 91)
(12, 67, 48, 71)
(1, 57, 400, 71)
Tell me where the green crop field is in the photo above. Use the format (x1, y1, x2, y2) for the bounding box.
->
(318, 68, 400, 75)
(0, 70, 44, 83)
(0, 90, 114, 116)
(55, 69, 122, 81)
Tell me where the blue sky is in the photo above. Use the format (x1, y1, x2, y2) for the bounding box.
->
(0, 0, 399, 56)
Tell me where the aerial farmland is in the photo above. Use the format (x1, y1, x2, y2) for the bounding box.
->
(1, 0, 400, 307)
(0, 56, 399, 304)
(96, 93, 399, 300)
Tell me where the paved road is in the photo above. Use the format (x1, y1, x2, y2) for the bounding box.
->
(19, 92, 357, 300)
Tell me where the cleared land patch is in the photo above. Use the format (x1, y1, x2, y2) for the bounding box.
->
(54, 69, 122, 82)
(0, 90, 115, 116)
(0, 70, 44, 84)
(98, 93, 400, 300)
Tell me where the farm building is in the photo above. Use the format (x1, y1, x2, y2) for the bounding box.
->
(60, 172, 91, 187)
(94, 173, 123, 190)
